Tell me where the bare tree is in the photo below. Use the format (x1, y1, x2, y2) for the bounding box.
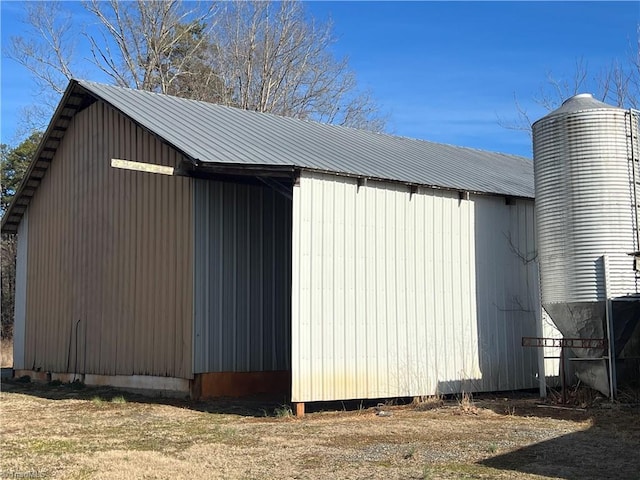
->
(6, 1, 78, 104)
(6, 0, 385, 131)
(83, 0, 220, 97)
(501, 35, 640, 135)
(7, 1, 223, 131)
(499, 58, 600, 135)
(209, 1, 384, 130)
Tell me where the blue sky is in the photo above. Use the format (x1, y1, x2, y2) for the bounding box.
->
(1, 1, 638, 158)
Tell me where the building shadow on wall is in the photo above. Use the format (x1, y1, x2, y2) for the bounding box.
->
(478, 410, 640, 480)
(472, 197, 540, 394)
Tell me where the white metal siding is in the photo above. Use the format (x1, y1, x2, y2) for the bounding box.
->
(193, 179, 292, 373)
(292, 172, 539, 402)
(13, 209, 28, 370)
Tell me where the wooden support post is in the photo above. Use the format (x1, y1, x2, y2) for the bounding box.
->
(294, 402, 305, 417)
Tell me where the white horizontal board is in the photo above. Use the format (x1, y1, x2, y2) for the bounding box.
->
(111, 158, 175, 176)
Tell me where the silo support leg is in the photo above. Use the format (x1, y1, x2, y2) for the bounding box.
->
(602, 255, 617, 401)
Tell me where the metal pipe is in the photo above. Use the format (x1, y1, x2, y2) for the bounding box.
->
(533, 266, 547, 398)
(603, 255, 617, 401)
(560, 346, 566, 404)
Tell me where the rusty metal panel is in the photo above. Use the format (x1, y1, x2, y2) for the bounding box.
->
(24, 100, 193, 378)
(522, 337, 607, 349)
(291, 171, 540, 403)
(193, 179, 291, 373)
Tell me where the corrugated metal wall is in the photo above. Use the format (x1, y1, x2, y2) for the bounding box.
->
(473, 190, 540, 393)
(24, 100, 193, 378)
(193, 179, 291, 373)
(291, 171, 539, 402)
(13, 209, 28, 370)
(534, 108, 639, 302)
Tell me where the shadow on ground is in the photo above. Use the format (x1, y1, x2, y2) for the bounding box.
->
(478, 403, 640, 480)
(0, 378, 288, 417)
(3, 378, 639, 479)
(0, 378, 400, 417)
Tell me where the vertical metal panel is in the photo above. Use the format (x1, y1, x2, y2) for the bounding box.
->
(13, 209, 28, 370)
(24, 100, 193, 378)
(473, 195, 540, 392)
(292, 171, 540, 402)
(193, 179, 291, 373)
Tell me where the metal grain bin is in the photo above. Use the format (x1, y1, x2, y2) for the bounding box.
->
(532, 94, 640, 394)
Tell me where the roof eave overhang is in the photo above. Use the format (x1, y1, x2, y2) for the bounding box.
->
(1, 79, 91, 234)
(293, 166, 535, 201)
(185, 161, 296, 179)
(186, 163, 534, 201)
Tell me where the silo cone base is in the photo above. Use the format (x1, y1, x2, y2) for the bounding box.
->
(573, 361, 611, 397)
(544, 302, 609, 395)
(543, 301, 606, 345)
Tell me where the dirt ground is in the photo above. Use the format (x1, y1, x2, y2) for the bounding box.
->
(1, 380, 639, 480)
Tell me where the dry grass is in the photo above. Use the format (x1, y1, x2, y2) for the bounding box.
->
(412, 394, 444, 411)
(455, 391, 479, 415)
(0, 381, 638, 479)
(0, 338, 13, 368)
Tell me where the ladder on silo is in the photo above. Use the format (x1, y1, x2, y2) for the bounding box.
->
(628, 109, 640, 266)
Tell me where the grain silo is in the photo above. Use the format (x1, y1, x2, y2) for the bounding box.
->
(533, 94, 640, 396)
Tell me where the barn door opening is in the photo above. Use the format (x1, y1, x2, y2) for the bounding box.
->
(192, 176, 293, 399)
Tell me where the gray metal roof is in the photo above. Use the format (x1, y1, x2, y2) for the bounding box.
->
(78, 80, 534, 198)
(2, 79, 534, 233)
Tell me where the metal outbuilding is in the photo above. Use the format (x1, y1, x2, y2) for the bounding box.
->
(3, 80, 544, 408)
